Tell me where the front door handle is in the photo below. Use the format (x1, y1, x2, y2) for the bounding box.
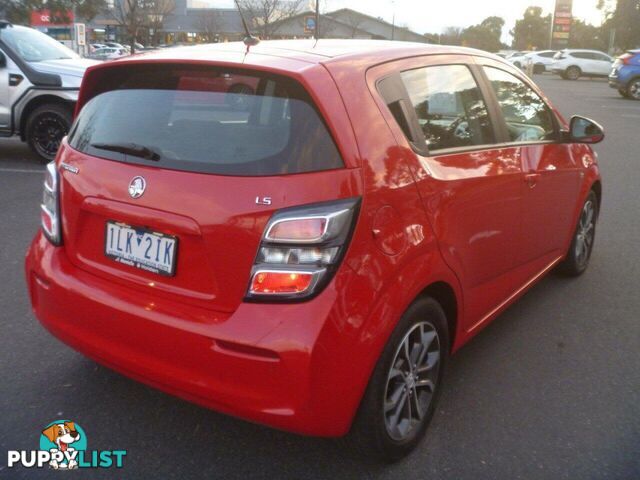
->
(525, 173, 540, 188)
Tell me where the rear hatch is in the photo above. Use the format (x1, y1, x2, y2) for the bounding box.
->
(58, 61, 361, 313)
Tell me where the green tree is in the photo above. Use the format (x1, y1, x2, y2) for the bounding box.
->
(569, 19, 608, 50)
(599, 0, 640, 50)
(440, 26, 463, 45)
(479, 16, 505, 39)
(461, 16, 505, 52)
(511, 6, 551, 50)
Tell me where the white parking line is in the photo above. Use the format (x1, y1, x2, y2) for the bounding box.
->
(0, 168, 44, 174)
(600, 104, 640, 110)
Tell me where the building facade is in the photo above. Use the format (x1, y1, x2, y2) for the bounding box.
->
(76, 3, 427, 46)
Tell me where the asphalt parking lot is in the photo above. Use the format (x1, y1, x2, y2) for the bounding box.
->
(1, 75, 639, 479)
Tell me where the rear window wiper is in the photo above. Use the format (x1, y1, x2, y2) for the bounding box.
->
(91, 142, 162, 161)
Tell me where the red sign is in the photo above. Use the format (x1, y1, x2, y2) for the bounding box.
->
(30, 10, 74, 27)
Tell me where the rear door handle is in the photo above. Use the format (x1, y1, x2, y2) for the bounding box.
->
(525, 173, 540, 188)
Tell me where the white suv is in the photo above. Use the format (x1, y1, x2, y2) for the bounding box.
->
(0, 21, 98, 162)
(509, 50, 557, 74)
(551, 49, 613, 80)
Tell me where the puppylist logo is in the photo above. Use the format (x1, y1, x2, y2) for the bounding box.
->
(7, 420, 126, 470)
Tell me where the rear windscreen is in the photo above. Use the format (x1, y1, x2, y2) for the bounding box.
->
(68, 65, 344, 176)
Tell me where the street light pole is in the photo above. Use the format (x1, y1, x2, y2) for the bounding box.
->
(391, 0, 395, 40)
(315, 0, 320, 40)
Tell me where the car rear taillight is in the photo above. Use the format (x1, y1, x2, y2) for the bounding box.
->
(621, 53, 633, 65)
(41, 162, 61, 245)
(246, 198, 360, 301)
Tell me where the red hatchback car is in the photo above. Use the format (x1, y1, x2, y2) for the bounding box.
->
(26, 40, 603, 460)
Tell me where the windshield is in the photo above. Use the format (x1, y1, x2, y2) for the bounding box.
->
(0, 26, 78, 62)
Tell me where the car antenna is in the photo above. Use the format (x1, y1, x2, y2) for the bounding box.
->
(233, 0, 260, 48)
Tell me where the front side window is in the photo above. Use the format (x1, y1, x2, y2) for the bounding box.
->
(483, 67, 556, 143)
(69, 66, 343, 176)
(400, 65, 494, 152)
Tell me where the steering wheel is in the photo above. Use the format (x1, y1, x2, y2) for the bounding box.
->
(447, 116, 471, 141)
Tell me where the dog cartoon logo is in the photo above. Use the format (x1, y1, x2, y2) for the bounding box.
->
(40, 421, 85, 469)
(7, 419, 126, 470)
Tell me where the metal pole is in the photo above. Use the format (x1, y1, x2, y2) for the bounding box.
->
(391, 0, 395, 40)
(391, 12, 395, 40)
(315, 0, 320, 40)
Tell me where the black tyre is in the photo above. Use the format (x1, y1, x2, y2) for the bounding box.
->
(349, 297, 449, 462)
(558, 191, 598, 276)
(25, 103, 73, 163)
(626, 78, 640, 101)
(618, 88, 630, 98)
(566, 66, 581, 81)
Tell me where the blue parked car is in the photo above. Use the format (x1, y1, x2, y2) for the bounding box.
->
(609, 49, 640, 100)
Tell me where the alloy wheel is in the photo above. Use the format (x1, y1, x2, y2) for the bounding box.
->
(567, 67, 580, 80)
(384, 321, 441, 441)
(629, 79, 640, 100)
(32, 112, 68, 160)
(575, 199, 595, 268)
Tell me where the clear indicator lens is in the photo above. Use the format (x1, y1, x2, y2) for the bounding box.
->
(258, 246, 338, 265)
(41, 162, 60, 245)
(267, 217, 327, 242)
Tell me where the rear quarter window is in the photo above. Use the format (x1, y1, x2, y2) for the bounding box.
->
(69, 65, 344, 176)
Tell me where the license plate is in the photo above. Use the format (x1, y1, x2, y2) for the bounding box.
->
(105, 221, 178, 276)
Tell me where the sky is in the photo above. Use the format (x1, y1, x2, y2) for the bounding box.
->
(207, 0, 605, 42)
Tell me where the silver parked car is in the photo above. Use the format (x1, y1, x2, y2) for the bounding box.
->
(0, 21, 98, 162)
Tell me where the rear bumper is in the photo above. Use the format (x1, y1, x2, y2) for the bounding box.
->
(25, 232, 366, 436)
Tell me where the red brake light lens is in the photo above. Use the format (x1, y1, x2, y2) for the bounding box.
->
(250, 271, 316, 294)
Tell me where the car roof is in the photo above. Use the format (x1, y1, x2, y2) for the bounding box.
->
(563, 48, 608, 53)
(113, 39, 502, 71)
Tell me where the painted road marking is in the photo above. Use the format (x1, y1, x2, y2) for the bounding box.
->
(0, 168, 45, 174)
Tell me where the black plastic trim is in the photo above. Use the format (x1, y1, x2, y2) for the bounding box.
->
(9, 86, 78, 136)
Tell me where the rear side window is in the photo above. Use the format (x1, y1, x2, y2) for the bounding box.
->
(483, 67, 556, 143)
(69, 65, 343, 176)
(399, 65, 494, 152)
(571, 52, 589, 59)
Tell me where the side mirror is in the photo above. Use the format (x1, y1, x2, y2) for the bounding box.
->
(568, 115, 604, 144)
(0, 52, 5, 68)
